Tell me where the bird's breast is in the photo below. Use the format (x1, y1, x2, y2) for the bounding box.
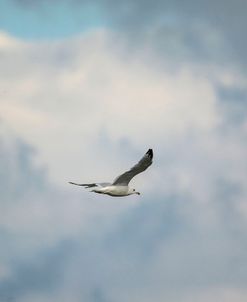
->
(103, 185, 129, 196)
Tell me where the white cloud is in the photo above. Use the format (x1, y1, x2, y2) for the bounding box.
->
(0, 30, 222, 184)
(0, 29, 247, 302)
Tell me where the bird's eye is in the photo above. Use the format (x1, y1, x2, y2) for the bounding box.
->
(133, 189, 135, 191)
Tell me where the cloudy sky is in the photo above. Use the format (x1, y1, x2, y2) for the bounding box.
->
(0, 0, 247, 301)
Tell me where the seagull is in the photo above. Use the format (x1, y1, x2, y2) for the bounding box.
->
(69, 149, 153, 197)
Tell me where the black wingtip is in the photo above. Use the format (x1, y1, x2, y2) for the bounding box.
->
(68, 182, 77, 185)
(146, 148, 153, 159)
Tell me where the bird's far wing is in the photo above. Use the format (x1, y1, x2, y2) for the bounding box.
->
(68, 182, 97, 188)
(112, 149, 153, 185)
(68, 182, 111, 188)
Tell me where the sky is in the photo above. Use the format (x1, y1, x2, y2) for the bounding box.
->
(0, 0, 247, 301)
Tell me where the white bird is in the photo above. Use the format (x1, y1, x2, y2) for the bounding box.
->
(69, 149, 153, 197)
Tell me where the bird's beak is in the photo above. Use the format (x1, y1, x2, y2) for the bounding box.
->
(136, 192, 141, 195)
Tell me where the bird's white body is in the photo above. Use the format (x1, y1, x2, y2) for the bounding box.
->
(91, 185, 132, 197)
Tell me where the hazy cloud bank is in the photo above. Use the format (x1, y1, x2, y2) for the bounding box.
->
(0, 11, 247, 300)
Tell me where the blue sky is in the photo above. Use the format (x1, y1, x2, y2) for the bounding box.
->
(0, 1, 247, 302)
(0, 0, 106, 39)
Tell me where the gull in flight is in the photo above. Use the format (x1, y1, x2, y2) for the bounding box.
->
(69, 149, 153, 197)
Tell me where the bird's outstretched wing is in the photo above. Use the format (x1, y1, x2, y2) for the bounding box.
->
(112, 149, 153, 185)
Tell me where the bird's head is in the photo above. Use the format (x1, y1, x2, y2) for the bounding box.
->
(130, 188, 141, 195)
